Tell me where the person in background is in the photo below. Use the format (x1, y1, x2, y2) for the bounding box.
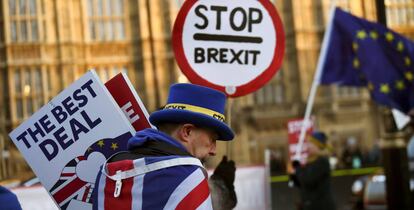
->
(290, 131, 336, 210)
(341, 137, 363, 169)
(93, 83, 237, 210)
(0, 185, 22, 210)
(270, 149, 287, 175)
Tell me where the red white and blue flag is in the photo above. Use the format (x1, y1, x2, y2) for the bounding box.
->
(50, 156, 92, 207)
(93, 156, 213, 210)
(50, 132, 132, 210)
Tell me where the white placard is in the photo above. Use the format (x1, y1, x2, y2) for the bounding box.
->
(183, 1, 276, 86)
(173, 0, 284, 97)
(9, 71, 135, 210)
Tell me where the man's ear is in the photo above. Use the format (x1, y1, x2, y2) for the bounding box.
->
(178, 124, 196, 143)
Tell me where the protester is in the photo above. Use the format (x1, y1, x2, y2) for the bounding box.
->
(290, 131, 336, 210)
(92, 83, 237, 210)
(340, 137, 363, 169)
(270, 149, 287, 175)
(0, 185, 22, 210)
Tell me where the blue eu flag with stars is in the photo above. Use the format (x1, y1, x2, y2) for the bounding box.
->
(321, 8, 414, 114)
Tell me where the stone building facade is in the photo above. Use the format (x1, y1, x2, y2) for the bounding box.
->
(0, 0, 413, 180)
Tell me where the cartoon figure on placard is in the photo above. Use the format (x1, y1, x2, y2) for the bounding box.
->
(49, 132, 132, 210)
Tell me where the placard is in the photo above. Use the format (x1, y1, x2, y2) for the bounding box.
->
(105, 73, 153, 131)
(172, 0, 285, 97)
(9, 71, 135, 210)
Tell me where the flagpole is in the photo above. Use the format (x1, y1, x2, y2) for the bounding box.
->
(226, 98, 233, 159)
(294, 4, 337, 160)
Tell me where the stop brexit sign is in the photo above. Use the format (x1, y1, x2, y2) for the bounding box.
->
(172, 0, 285, 97)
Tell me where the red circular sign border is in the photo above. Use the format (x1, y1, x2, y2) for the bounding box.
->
(172, 0, 285, 97)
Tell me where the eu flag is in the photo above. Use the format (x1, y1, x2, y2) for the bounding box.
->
(321, 8, 414, 114)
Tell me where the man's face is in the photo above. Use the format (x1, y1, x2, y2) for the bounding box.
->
(179, 124, 218, 161)
(307, 141, 321, 155)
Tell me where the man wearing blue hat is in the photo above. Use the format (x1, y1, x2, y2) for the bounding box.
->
(290, 131, 336, 210)
(93, 83, 236, 210)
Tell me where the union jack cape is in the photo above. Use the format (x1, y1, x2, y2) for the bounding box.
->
(50, 132, 132, 209)
(93, 155, 213, 210)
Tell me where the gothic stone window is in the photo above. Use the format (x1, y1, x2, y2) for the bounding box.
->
(254, 70, 285, 105)
(87, 0, 127, 41)
(386, 0, 414, 27)
(12, 68, 52, 121)
(8, 0, 41, 42)
(334, 86, 362, 99)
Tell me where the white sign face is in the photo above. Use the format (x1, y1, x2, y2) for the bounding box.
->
(9, 71, 135, 210)
(173, 0, 284, 97)
(287, 118, 315, 164)
(183, 0, 276, 86)
(13, 186, 58, 210)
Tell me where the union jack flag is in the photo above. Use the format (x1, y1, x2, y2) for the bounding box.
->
(50, 132, 132, 210)
(93, 156, 213, 210)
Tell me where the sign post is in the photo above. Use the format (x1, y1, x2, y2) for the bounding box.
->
(173, 0, 285, 158)
(172, 0, 285, 97)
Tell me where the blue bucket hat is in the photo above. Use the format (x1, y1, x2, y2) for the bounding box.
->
(309, 131, 328, 149)
(149, 83, 235, 141)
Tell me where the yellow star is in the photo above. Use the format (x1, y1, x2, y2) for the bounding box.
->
(368, 82, 374, 91)
(352, 42, 359, 51)
(395, 80, 405, 90)
(87, 147, 93, 152)
(380, 84, 390, 94)
(370, 31, 379, 39)
(97, 140, 104, 148)
(356, 30, 367, 39)
(405, 72, 414, 81)
(385, 32, 394, 42)
(353, 58, 360, 68)
(405, 57, 411, 66)
(397, 41, 404, 52)
(111, 143, 119, 150)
